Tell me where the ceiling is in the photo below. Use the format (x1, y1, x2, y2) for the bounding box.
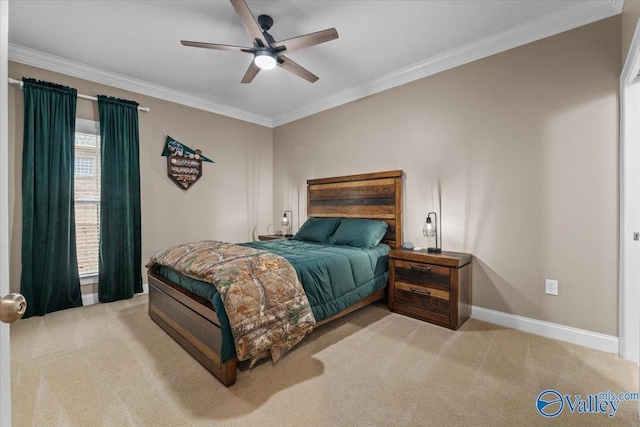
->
(7, 1, 623, 127)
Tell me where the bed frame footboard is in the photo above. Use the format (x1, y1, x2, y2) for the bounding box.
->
(148, 272, 237, 386)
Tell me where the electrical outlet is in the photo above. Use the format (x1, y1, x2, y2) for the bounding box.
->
(545, 279, 558, 296)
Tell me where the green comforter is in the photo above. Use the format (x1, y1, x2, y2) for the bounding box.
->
(157, 239, 389, 362)
(242, 239, 389, 320)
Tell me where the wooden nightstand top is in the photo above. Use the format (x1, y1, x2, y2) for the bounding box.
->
(389, 249, 472, 268)
(258, 234, 287, 241)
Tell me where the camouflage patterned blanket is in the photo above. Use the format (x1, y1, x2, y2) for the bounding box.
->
(148, 240, 316, 364)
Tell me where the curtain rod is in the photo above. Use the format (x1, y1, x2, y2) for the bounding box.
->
(7, 77, 150, 113)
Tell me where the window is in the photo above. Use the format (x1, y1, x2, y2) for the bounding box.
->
(75, 157, 94, 177)
(74, 119, 101, 278)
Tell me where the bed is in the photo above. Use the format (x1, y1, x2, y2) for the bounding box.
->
(147, 170, 404, 386)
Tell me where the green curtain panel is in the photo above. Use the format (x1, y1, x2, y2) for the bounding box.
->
(20, 78, 82, 317)
(97, 96, 142, 302)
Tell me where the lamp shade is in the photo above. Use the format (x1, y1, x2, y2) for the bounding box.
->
(423, 211, 441, 253)
(281, 210, 293, 237)
(423, 217, 435, 237)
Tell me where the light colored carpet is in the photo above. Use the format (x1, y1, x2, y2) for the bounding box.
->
(10, 294, 639, 426)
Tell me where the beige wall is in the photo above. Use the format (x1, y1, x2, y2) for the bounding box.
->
(273, 17, 621, 336)
(623, 0, 640, 64)
(8, 62, 273, 294)
(6, 16, 623, 336)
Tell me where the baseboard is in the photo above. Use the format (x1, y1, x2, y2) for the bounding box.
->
(471, 306, 619, 354)
(81, 292, 98, 306)
(81, 282, 149, 307)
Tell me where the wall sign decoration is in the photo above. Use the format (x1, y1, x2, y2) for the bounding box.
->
(161, 135, 214, 190)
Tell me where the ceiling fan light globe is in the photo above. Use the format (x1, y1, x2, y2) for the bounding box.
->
(254, 49, 277, 70)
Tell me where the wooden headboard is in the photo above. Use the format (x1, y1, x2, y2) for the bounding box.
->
(307, 170, 403, 249)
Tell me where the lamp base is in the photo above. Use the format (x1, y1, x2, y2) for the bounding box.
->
(427, 247, 442, 254)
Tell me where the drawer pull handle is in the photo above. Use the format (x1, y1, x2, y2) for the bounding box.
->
(410, 265, 431, 273)
(409, 286, 431, 296)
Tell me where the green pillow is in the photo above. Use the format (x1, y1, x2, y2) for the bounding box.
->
(329, 218, 388, 248)
(293, 217, 341, 243)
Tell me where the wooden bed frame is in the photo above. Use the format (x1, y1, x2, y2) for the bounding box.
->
(148, 170, 404, 386)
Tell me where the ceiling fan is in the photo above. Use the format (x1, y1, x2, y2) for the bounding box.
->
(181, 0, 339, 84)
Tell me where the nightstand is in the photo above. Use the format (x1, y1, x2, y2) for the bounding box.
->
(258, 234, 287, 241)
(389, 249, 472, 330)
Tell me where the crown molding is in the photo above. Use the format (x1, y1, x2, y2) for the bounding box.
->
(8, 44, 273, 127)
(610, 0, 625, 14)
(8, 0, 621, 129)
(271, 1, 622, 127)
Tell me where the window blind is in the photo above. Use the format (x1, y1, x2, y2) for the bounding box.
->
(74, 132, 101, 276)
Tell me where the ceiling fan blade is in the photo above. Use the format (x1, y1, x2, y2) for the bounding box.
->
(277, 55, 319, 83)
(272, 28, 338, 53)
(230, 0, 269, 47)
(241, 61, 260, 84)
(181, 40, 254, 53)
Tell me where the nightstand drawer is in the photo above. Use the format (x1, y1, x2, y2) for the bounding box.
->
(393, 281, 450, 322)
(393, 260, 450, 291)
